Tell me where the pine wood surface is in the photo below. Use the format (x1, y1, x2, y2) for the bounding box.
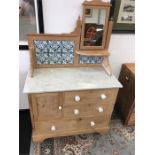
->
(64, 89, 117, 105)
(76, 50, 110, 56)
(33, 116, 110, 142)
(80, 0, 111, 50)
(29, 88, 119, 142)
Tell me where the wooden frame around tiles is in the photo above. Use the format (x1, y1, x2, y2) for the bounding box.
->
(28, 18, 104, 77)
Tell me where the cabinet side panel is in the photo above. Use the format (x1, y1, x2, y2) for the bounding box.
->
(28, 94, 35, 129)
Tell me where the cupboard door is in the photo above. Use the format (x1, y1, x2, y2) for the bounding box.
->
(30, 93, 62, 121)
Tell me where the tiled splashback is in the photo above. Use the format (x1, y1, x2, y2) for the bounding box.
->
(34, 40, 74, 64)
(80, 56, 103, 64)
(34, 40, 103, 65)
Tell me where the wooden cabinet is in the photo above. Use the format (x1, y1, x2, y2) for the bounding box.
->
(115, 63, 135, 125)
(24, 67, 122, 142)
(28, 88, 119, 142)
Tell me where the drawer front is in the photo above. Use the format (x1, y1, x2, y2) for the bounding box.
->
(34, 116, 109, 135)
(63, 102, 113, 118)
(64, 89, 118, 106)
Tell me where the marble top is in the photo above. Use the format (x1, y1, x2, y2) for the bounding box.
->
(23, 67, 122, 93)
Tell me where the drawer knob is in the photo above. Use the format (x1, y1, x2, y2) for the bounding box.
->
(74, 109, 79, 115)
(125, 76, 129, 80)
(100, 94, 106, 100)
(51, 126, 56, 131)
(90, 121, 95, 127)
(75, 96, 80, 102)
(98, 107, 104, 113)
(58, 106, 62, 110)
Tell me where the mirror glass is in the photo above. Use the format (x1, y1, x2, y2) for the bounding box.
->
(83, 8, 106, 47)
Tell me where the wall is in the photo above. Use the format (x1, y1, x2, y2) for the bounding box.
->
(85, 9, 106, 24)
(19, 0, 135, 109)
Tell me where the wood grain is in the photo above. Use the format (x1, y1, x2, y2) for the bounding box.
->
(29, 88, 119, 142)
(76, 50, 110, 56)
(30, 93, 62, 121)
(33, 116, 110, 142)
(64, 89, 118, 106)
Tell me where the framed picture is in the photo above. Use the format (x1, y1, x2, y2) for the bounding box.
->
(110, 0, 135, 33)
(19, 0, 44, 50)
(85, 8, 93, 17)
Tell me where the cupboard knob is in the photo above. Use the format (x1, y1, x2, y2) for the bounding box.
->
(100, 94, 106, 100)
(98, 107, 104, 113)
(75, 96, 80, 102)
(51, 126, 56, 131)
(74, 109, 79, 115)
(58, 106, 62, 110)
(90, 121, 95, 127)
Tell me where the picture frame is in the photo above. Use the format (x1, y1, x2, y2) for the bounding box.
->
(19, 0, 44, 50)
(85, 8, 93, 17)
(110, 0, 135, 33)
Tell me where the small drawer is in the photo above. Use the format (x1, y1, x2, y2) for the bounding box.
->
(63, 102, 111, 118)
(64, 89, 117, 106)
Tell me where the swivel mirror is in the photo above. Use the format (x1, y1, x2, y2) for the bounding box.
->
(80, 0, 111, 50)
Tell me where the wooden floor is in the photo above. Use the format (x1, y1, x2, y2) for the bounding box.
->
(19, 110, 32, 155)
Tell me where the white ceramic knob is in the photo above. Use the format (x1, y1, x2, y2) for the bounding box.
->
(75, 96, 80, 102)
(51, 126, 56, 131)
(98, 107, 104, 113)
(58, 106, 62, 110)
(125, 76, 129, 80)
(90, 121, 95, 127)
(100, 94, 106, 100)
(74, 109, 79, 115)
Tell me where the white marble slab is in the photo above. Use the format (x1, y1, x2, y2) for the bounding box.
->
(23, 67, 122, 93)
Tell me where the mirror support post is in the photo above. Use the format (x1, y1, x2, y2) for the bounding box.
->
(105, 18, 113, 49)
(102, 18, 113, 76)
(29, 47, 34, 77)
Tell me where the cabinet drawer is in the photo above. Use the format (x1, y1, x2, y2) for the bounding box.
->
(64, 89, 117, 106)
(63, 102, 113, 118)
(34, 116, 109, 135)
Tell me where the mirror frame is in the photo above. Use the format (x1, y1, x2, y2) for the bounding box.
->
(80, 0, 111, 50)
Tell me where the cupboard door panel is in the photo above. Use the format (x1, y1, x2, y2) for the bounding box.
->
(31, 93, 62, 121)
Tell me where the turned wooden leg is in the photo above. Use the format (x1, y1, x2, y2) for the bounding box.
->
(102, 56, 112, 76)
